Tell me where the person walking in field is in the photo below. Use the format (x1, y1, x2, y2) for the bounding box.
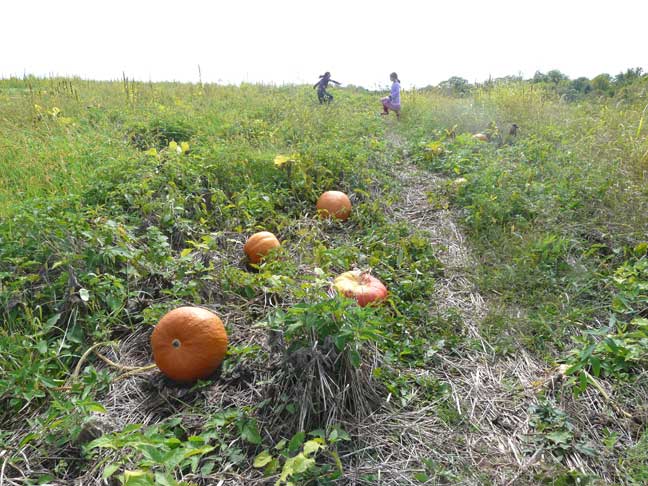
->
(381, 72, 401, 119)
(314, 72, 341, 104)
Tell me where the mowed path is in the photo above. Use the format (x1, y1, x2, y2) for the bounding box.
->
(347, 130, 610, 485)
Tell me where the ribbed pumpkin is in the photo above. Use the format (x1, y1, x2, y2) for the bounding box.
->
(151, 307, 228, 383)
(316, 191, 352, 220)
(244, 231, 280, 264)
(333, 270, 388, 307)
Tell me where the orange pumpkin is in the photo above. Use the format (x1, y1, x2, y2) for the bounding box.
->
(244, 231, 280, 264)
(333, 270, 388, 307)
(316, 191, 352, 220)
(151, 307, 228, 383)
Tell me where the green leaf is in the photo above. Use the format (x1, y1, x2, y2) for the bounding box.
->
(546, 431, 572, 444)
(39, 375, 58, 388)
(589, 356, 601, 377)
(180, 248, 192, 257)
(634, 242, 648, 256)
(200, 461, 216, 475)
(154, 472, 178, 486)
(279, 453, 316, 483)
(329, 426, 350, 442)
(19, 433, 39, 447)
(137, 444, 165, 463)
(161, 447, 186, 470)
(348, 349, 361, 368)
(85, 402, 107, 413)
(288, 431, 305, 452)
(414, 472, 429, 482)
(45, 312, 62, 329)
(254, 450, 273, 468)
(302, 438, 325, 457)
(291, 453, 315, 475)
(182, 445, 215, 460)
(122, 469, 154, 486)
(87, 435, 118, 450)
(265, 458, 280, 476)
(102, 463, 120, 480)
(36, 340, 48, 354)
(239, 419, 262, 445)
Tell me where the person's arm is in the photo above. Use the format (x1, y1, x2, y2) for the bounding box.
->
(331, 79, 341, 85)
(313, 81, 320, 89)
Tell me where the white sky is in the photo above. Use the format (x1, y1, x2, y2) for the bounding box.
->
(2, 0, 646, 89)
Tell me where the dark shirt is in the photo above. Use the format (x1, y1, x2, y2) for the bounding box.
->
(314, 76, 339, 92)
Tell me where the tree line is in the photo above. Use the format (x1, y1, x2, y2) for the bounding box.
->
(430, 67, 647, 100)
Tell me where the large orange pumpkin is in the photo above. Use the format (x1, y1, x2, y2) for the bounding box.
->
(151, 307, 228, 383)
(316, 191, 352, 220)
(244, 231, 280, 264)
(333, 270, 388, 307)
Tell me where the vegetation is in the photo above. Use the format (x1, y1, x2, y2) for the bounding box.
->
(0, 69, 647, 484)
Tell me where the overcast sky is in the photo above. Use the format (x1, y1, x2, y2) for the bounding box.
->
(2, 0, 646, 89)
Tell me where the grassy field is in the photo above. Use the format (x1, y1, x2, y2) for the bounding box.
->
(1, 75, 648, 485)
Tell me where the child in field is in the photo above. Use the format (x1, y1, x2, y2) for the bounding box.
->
(381, 72, 401, 119)
(313, 72, 341, 104)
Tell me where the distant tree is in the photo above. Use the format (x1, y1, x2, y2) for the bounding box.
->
(591, 73, 612, 93)
(615, 67, 644, 85)
(547, 69, 569, 85)
(570, 77, 592, 94)
(532, 71, 549, 83)
(438, 76, 472, 96)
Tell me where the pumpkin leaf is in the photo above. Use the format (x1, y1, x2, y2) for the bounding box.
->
(546, 431, 572, 444)
(253, 449, 273, 468)
(154, 472, 179, 486)
(302, 438, 325, 457)
(239, 418, 262, 445)
(348, 349, 361, 368)
(102, 463, 120, 480)
(288, 431, 305, 452)
(122, 470, 154, 486)
(280, 453, 315, 483)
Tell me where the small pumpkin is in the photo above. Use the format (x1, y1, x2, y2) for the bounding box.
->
(316, 191, 352, 220)
(244, 231, 280, 264)
(151, 307, 228, 383)
(333, 270, 388, 307)
(472, 133, 489, 142)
